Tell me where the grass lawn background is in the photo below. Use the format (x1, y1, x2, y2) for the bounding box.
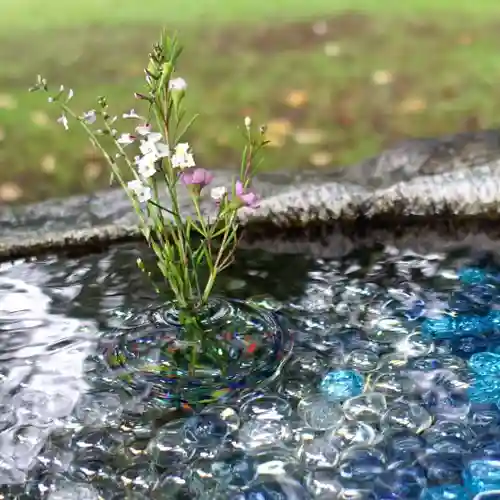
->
(1, 0, 500, 203)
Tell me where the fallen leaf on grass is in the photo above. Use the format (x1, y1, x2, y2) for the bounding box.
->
(293, 128, 325, 145)
(312, 21, 328, 36)
(457, 34, 473, 46)
(40, 155, 56, 174)
(398, 97, 427, 114)
(265, 118, 293, 148)
(0, 183, 22, 202)
(372, 70, 393, 86)
(324, 43, 341, 57)
(309, 151, 333, 167)
(0, 94, 17, 110)
(31, 111, 51, 127)
(285, 90, 309, 108)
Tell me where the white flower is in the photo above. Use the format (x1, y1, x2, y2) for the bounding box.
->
(127, 179, 152, 203)
(123, 109, 142, 119)
(244, 116, 252, 128)
(169, 77, 187, 91)
(139, 136, 170, 159)
(171, 142, 195, 169)
(67, 89, 74, 101)
(211, 186, 227, 201)
(57, 114, 69, 130)
(135, 154, 156, 179)
(117, 133, 136, 145)
(135, 123, 152, 136)
(81, 110, 96, 124)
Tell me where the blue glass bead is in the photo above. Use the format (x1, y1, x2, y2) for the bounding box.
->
(459, 268, 489, 286)
(467, 376, 500, 405)
(458, 315, 491, 337)
(420, 485, 468, 500)
(463, 459, 500, 496)
(319, 370, 364, 402)
(469, 353, 500, 377)
(230, 476, 311, 499)
(421, 316, 457, 341)
(488, 310, 500, 332)
(421, 315, 491, 341)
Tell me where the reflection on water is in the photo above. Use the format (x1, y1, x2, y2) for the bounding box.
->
(0, 273, 95, 484)
(0, 242, 500, 497)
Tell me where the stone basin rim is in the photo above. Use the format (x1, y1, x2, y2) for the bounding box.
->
(4, 128, 500, 261)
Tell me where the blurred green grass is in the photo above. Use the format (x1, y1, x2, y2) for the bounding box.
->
(1, 0, 500, 203)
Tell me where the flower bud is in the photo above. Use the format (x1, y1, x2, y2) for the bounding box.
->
(244, 116, 252, 129)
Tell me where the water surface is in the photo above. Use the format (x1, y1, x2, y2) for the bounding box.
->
(1, 242, 500, 498)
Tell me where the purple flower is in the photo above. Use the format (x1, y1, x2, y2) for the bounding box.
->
(235, 180, 259, 208)
(180, 168, 214, 191)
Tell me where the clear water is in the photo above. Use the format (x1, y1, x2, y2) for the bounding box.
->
(2, 242, 500, 498)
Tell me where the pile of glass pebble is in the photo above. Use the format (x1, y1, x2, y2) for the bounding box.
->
(7, 251, 500, 500)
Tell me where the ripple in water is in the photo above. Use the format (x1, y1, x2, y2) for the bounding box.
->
(4, 243, 500, 497)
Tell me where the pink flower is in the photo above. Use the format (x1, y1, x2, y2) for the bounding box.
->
(180, 168, 214, 191)
(235, 180, 259, 208)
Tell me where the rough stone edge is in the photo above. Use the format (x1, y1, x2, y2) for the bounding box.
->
(3, 163, 500, 262)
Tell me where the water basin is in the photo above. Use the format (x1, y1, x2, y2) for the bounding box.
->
(1, 241, 500, 498)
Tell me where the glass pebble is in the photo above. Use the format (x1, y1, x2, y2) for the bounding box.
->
(467, 377, 500, 405)
(297, 395, 344, 431)
(376, 352, 409, 373)
(423, 421, 475, 454)
(240, 394, 292, 421)
(47, 482, 101, 500)
(421, 315, 491, 341)
(394, 332, 432, 358)
(337, 446, 386, 481)
(420, 452, 464, 485)
(251, 446, 300, 477)
(328, 419, 379, 449)
(463, 459, 500, 496)
(239, 417, 292, 449)
(469, 353, 500, 377)
(319, 370, 364, 402)
(147, 419, 195, 467)
(118, 462, 158, 493)
(74, 393, 122, 428)
(420, 485, 468, 500)
(201, 405, 240, 432)
(188, 451, 257, 494)
(345, 350, 379, 373)
(374, 463, 427, 499)
(306, 468, 342, 498)
(380, 401, 433, 433)
(370, 372, 414, 400)
(458, 267, 489, 285)
(384, 430, 425, 462)
(343, 392, 387, 424)
(473, 492, 500, 500)
(300, 434, 340, 469)
(230, 476, 311, 500)
(183, 412, 229, 449)
(366, 316, 408, 344)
